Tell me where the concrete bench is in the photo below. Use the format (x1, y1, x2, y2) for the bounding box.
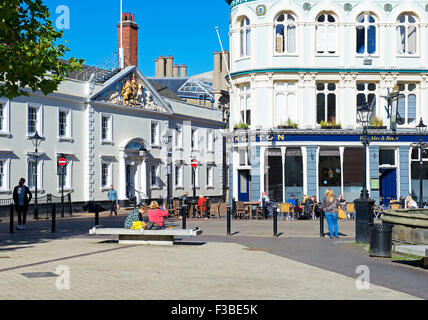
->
(393, 245, 428, 268)
(89, 226, 202, 245)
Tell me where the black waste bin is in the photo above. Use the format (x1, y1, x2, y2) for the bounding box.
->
(369, 223, 393, 258)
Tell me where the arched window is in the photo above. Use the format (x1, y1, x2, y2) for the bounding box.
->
(275, 13, 297, 54)
(397, 14, 417, 55)
(316, 13, 337, 54)
(356, 14, 377, 55)
(239, 17, 251, 57)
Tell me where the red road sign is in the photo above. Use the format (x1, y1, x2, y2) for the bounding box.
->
(58, 157, 67, 167)
(190, 159, 198, 168)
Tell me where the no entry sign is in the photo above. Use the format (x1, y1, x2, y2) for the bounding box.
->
(190, 159, 198, 168)
(58, 157, 67, 167)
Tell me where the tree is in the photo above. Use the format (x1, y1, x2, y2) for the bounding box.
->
(0, 0, 84, 99)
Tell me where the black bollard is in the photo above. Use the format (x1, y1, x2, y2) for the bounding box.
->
(68, 194, 73, 217)
(51, 203, 56, 233)
(181, 204, 187, 230)
(231, 198, 236, 220)
(9, 203, 14, 233)
(320, 210, 324, 237)
(273, 206, 278, 237)
(227, 205, 231, 236)
(95, 206, 99, 226)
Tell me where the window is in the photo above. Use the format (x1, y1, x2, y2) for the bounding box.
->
(101, 114, 112, 142)
(0, 101, 7, 133)
(207, 130, 214, 152)
(58, 160, 72, 190)
(397, 14, 417, 55)
(150, 164, 160, 188)
(379, 150, 395, 166)
(239, 17, 251, 57)
(28, 104, 42, 135)
(151, 121, 160, 146)
(27, 159, 37, 189)
(101, 161, 112, 189)
(411, 147, 428, 203)
(58, 109, 71, 139)
(356, 82, 377, 122)
(275, 13, 297, 54)
(191, 128, 198, 150)
(175, 164, 183, 187)
(0, 160, 4, 189)
(274, 82, 297, 126)
(319, 152, 341, 187)
(356, 14, 377, 55)
(191, 165, 199, 188)
(175, 124, 183, 148)
(206, 166, 214, 188)
(316, 83, 336, 124)
(239, 84, 251, 126)
(316, 13, 337, 55)
(397, 83, 417, 126)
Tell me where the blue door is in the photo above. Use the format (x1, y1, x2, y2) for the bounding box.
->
(380, 169, 397, 205)
(238, 170, 250, 202)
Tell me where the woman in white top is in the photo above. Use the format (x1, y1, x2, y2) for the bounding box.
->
(405, 195, 418, 209)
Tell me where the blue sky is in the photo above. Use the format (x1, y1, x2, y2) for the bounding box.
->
(44, 0, 231, 76)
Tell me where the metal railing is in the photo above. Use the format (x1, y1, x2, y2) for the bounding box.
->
(72, 52, 120, 83)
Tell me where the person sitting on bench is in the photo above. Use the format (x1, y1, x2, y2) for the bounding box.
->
(124, 204, 148, 229)
(147, 201, 169, 230)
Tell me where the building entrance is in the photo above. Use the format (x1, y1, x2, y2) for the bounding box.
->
(380, 168, 397, 205)
(238, 169, 250, 201)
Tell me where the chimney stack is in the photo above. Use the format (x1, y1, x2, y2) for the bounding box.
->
(118, 12, 139, 68)
(158, 56, 166, 77)
(173, 64, 180, 77)
(180, 64, 187, 78)
(165, 56, 174, 77)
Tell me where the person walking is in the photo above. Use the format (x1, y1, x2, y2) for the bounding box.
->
(107, 185, 118, 216)
(13, 178, 32, 231)
(319, 188, 340, 239)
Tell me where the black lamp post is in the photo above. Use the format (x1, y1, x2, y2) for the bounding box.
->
(354, 100, 375, 243)
(30, 131, 43, 219)
(416, 118, 427, 208)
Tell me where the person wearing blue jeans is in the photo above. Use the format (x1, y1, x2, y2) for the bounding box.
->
(319, 189, 340, 239)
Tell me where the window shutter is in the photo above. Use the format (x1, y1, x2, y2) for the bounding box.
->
(316, 25, 326, 53)
(327, 25, 337, 53)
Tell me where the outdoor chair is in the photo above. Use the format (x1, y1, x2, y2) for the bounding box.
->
(278, 203, 291, 220)
(373, 205, 381, 220)
(311, 203, 318, 220)
(235, 201, 248, 219)
(168, 199, 180, 217)
(255, 206, 263, 219)
(218, 202, 227, 216)
(390, 203, 400, 210)
(346, 203, 355, 219)
(209, 202, 220, 219)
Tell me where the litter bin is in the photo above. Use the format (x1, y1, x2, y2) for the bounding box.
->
(369, 223, 393, 258)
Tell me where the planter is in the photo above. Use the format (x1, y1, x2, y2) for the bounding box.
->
(321, 126, 341, 129)
(278, 126, 298, 129)
(368, 126, 387, 129)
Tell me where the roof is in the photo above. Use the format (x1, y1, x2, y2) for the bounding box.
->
(147, 77, 214, 101)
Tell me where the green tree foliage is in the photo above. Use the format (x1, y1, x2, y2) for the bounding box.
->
(0, 0, 84, 99)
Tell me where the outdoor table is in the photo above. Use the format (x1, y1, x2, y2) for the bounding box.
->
(244, 201, 259, 220)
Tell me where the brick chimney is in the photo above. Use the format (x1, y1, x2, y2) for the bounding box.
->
(118, 12, 139, 67)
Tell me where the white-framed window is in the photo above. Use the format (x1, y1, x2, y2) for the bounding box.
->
(207, 129, 214, 152)
(239, 84, 251, 126)
(356, 82, 377, 122)
(27, 157, 43, 191)
(58, 108, 72, 140)
(100, 113, 113, 143)
(356, 13, 377, 55)
(397, 14, 417, 55)
(274, 82, 298, 126)
(206, 165, 214, 188)
(0, 99, 10, 135)
(0, 156, 10, 192)
(316, 83, 337, 124)
(150, 164, 160, 188)
(100, 160, 112, 189)
(191, 127, 199, 151)
(397, 83, 417, 126)
(239, 17, 251, 57)
(238, 147, 252, 167)
(316, 13, 337, 55)
(151, 121, 160, 146)
(57, 159, 72, 191)
(175, 124, 183, 149)
(191, 165, 200, 188)
(274, 13, 297, 54)
(175, 164, 183, 187)
(27, 103, 43, 136)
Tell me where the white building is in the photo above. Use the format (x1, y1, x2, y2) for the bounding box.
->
(225, 0, 428, 205)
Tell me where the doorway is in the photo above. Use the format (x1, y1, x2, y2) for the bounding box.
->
(126, 164, 137, 200)
(380, 168, 397, 205)
(238, 170, 250, 202)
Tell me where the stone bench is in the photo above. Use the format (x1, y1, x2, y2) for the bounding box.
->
(89, 226, 202, 245)
(393, 245, 428, 268)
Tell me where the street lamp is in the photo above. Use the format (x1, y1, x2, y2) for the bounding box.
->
(416, 118, 427, 208)
(354, 100, 375, 244)
(29, 131, 43, 219)
(381, 84, 401, 131)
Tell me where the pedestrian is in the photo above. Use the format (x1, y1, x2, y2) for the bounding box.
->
(405, 195, 418, 209)
(147, 201, 169, 229)
(197, 195, 208, 219)
(13, 178, 32, 231)
(107, 185, 118, 216)
(124, 203, 148, 229)
(318, 189, 341, 239)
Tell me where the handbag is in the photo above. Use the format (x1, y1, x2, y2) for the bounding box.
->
(338, 207, 346, 219)
(116, 203, 120, 210)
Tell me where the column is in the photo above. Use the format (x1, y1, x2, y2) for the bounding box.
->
(399, 146, 411, 199)
(368, 145, 379, 202)
(306, 146, 318, 199)
(340, 147, 345, 196)
(250, 145, 261, 202)
(301, 146, 307, 196)
(281, 147, 287, 203)
(118, 150, 127, 201)
(260, 146, 266, 193)
(141, 158, 147, 200)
